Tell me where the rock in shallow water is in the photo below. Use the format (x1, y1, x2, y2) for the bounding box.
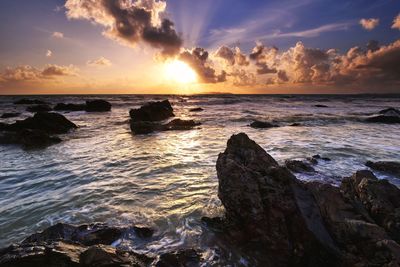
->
(85, 100, 112, 112)
(213, 133, 400, 266)
(249, 120, 278, 129)
(54, 103, 86, 111)
(285, 159, 316, 173)
(13, 99, 47, 105)
(26, 104, 53, 113)
(365, 107, 400, 124)
(366, 161, 400, 177)
(130, 100, 174, 122)
(130, 119, 200, 135)
(0, 129, 61, 149)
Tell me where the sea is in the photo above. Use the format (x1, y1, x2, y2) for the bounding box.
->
(1, 94, 399, 265)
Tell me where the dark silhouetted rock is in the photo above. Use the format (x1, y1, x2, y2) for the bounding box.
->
(310, 154, 331, 163)
(379, 107, 400, 116)
(130, 100, 174, 122)
(249, 120, 278, 129)
(366, 161, 400, 177)
(54, 103, 86, 111)
(285, 159, 316, 173)
(155, 249, 201, 267)
(1, 113, 20, 119)
(189, 107, 204, 112)
(3, 112, 77, 134)
(133, 226, 154, 238)
(315, 104, 329, 108)
(163, 119, 200, 131)
(0, 129, 61, 149)
(290, 123, 301, 127)
(85, 100, 112, 112)
(26, 104, 53, 113)
(365, 115, 400, 124)
(14, 99, 47, 105)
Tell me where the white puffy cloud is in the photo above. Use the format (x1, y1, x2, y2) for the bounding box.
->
(87, 57, 112, 67)
(359, 18, 379, 30)
(46, 50, 53, 57)
(52, 31, 64, 38)
(392, 14, 400, 30)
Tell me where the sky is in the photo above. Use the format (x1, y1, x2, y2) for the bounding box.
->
(0, 0, 399, 94)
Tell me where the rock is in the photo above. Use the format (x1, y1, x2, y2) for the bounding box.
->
(1, 113, 20, 119)
(54, 103, 86, 112)
(215, 133, 400, 266)
(289, 123, 301, 127)
(23, 223, 123, 246)
(133, 226, 154, 238)
(379, 107, 400, 116)
(2, 112, 77, 134)
(285, 159, 316, 173)
(216, 133, 340, 266)
(189, 107, 204, 112)
(315, 104, 329, 108)
(366, 161, 400, 177)
(249, 120, 278, 129)
(310, 154, 331, 162)
(365, 115, 400, 124)
(130, 119, 200, 135)
(85, 100, 112, 112)
(26, 104, 53, 113)
(155, 249, 201, 267)
(13, 99, 47, 105)
(130, 100, 174, 122)
(341, 170, 400, 242)
(0, 129, 62, 149)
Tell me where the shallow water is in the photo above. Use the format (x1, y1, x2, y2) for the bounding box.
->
(1, 94, 399, 265)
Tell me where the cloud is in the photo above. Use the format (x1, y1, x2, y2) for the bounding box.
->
(52, 31, 64, 38)
(214, 46, 249, 66)
(0, 64, 78, 83)
(65, 0, 182, 57)
(87, 57, 112, 67)
(359, 18, 379, 30)
(179, 47, 226, 83)
(392, 14, 400, 30)
(46, 50, 53, 57)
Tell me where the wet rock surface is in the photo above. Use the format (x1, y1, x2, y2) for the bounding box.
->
(85, 100, 112, 112)
(130, 119, 200, 135)
(0, 129, 61, 149)
(249, 120, 278, 129)
(130, 100, 174, 122)
(285, 159, 316, 173)
(1, 113, 20, 119)
(366, 161, 400, 177)
(213, 133, 400, 266)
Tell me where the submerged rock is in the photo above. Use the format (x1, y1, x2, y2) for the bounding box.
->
(189, 107, 204, 112)
(14, 99, 47, 105)
(26, 104, 53, 113)
(130, 119, 200, 135)
(249, 120, 278, 129)
(366, 107, 400, 124)
(366, 161, 400, 177)
(130, 100, 174, 122)
(1, 113, 20, 119)
(1, 112, 77, 134)
(379, 107, 400, 116)
(85, 100, 112, 112)
(285, 159, 316, 173)
(213, 133, 400, 266)
(0, 129, 61, 149)
(54, 103, 86, 111)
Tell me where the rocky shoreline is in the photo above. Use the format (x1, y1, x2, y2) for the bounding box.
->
(1, 132, 400, 266)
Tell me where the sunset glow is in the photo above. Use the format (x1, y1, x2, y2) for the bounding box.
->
(164, 60, 197, 84)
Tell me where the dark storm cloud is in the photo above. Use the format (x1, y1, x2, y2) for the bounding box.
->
(65, 0, 182, 57)
(180, 47, 226, 83)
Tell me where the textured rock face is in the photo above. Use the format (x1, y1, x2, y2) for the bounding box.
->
(85, 100, 112, 112)
(215, 133, 400, 266)
(216, 133, 340, 266)
(2, 112, 77, 134)
(130, 100, 174, 122)
(366, 161, 400, 177)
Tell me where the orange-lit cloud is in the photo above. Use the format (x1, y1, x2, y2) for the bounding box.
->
(87, 57, 112, 67)
(52, 31, 64, 38)
(359, 18, 379, 30)
(392, 14, 400, 30)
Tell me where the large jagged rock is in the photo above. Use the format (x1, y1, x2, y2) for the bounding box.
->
(216, 133, 341, 266)
(366, 161, 400, 177)
(341, 170, 400, 242)
(214, 133, 400, 266)
(1, 112, 77, 134)
(130, 100, 174, 122)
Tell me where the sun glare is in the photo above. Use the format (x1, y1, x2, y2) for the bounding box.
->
(164, 60, 197, 84)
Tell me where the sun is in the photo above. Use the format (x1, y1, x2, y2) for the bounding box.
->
(164, 60, 197, 84)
